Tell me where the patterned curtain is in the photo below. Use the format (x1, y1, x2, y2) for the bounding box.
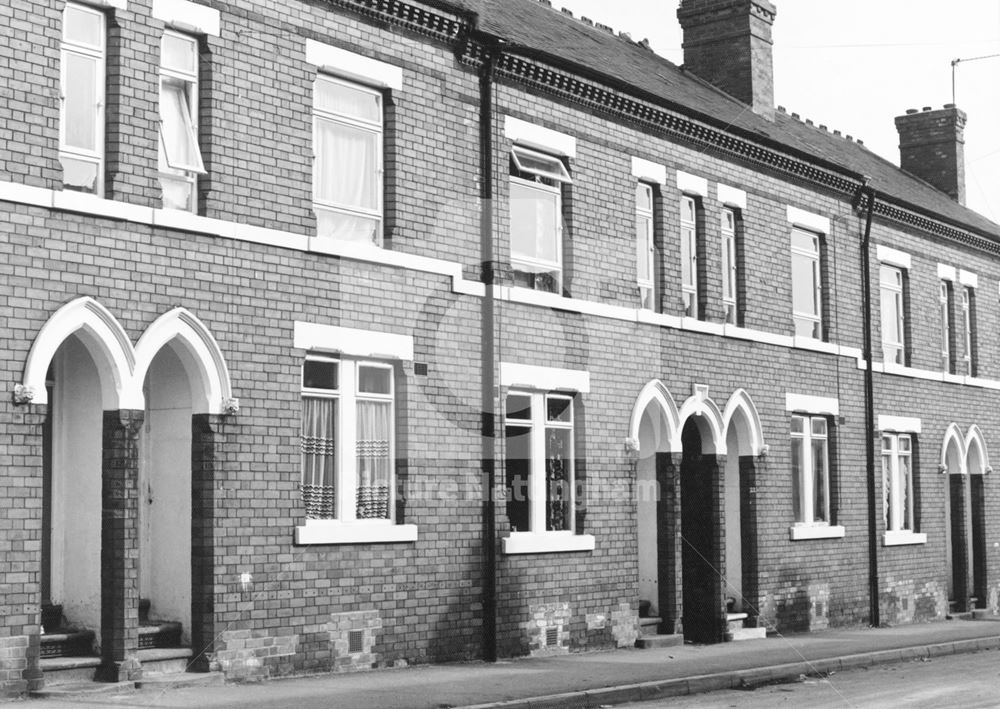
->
(301, 397, 336, 519)
(356, 399, 391, 519)
(546, 427, 571, 531)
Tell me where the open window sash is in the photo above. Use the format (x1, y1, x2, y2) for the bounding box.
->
(160, 81, 205, 174)
(511, 145, 572, 184)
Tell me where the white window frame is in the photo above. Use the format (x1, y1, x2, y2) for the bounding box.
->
(502, 390, 594, 555)
(879, 264, 906, 365)
(962, 286, 974, 375)
(680, 195, 699, 318)
(159, 29, 205, 212)
(59, 2, 106, 196)
(636, 182, 655, 310)
(881, 433, 914, 532)
(295, 356, 417, 545)
(509, 145, 569, 293)
(721, 207, 738, 325)
(789, 413, 844, 540)
(312, 74, 385, 246)
(940, 281, 952, 372)
(881, 429, 927, 546)
(791, 227, 823, 339)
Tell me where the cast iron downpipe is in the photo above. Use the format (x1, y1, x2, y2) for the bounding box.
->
(854, 182, 879, 628)
(478, 41, 501, 663)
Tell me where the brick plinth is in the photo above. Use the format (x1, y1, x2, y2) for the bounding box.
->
(191, 414, 225, 672)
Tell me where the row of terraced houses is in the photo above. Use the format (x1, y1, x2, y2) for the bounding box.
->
(3, 0, 1000, 695)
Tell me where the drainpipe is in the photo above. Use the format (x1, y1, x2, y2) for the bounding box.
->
(478, 40, 501, 663)
(854, 181, 879, 628)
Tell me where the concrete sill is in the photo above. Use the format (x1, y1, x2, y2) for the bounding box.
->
(294, 522, 418, 545)
(883, 531, 928, 546)
(789, 524, 845, 541)
(502, 532, 595, 555)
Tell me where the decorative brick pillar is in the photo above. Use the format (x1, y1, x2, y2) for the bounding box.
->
(656, 452, 682, 635)
(97, 410, 143, 682)
(190, 414, 224, 672)
(739, 456, 761, 626)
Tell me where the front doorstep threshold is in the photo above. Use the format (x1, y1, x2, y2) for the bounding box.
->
(31, 680, 135, 698)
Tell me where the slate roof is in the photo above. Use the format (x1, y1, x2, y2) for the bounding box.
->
(443, 0, 999, 238)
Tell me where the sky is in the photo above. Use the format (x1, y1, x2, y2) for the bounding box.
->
(553, 0, 1000, 224)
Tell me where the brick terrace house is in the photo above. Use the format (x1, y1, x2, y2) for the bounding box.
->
(2, 0, 1000, 695)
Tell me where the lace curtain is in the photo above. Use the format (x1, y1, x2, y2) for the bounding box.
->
(301, 397, 336, 519)
(356, 399, 391, 519)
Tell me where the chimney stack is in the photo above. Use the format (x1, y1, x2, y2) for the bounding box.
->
(677, 0, 777, 120)
(894, 105, 967, 204)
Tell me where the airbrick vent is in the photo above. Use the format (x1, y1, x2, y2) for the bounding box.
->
(348, 629, 364, 654)
(546, 626, 559, 647)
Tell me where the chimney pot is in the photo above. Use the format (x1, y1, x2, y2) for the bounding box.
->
(895, 105, 967, 204)
(905, 108, 918, 115)
(677, 0, 777, 120)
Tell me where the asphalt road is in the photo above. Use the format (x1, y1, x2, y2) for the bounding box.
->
(623, 648, 1000, 709)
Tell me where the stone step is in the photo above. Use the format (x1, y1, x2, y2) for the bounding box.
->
(40, 629, 96, 658)
(139, 620, 183, 649)
(137, 647, 194, 674)
(638, 616, 662, 636)
(728, 626, 768, 642)
(138, 670, 224, 689)
(635, 633, 683, 649)
(38, 657, 101, 686)
(32, 680, 135, 699)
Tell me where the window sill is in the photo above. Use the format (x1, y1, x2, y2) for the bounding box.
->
(883, 531, 927, 547)
(788, 524, 845, 541)
(294, 521, 418, 545)
(502, 531, 596, 555)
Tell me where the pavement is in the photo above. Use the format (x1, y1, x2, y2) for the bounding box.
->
(13, 618, 1000, 709)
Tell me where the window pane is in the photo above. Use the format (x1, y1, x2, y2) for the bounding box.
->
(303, 359, 338, 390)
(505, 425, 532, 532)
(510, 181, 558, 267)
(160, 172, 195, 211)
(811, 417, 827, 436)
(682, 196, 695, 222)
(301, 397, 336, 519)
(358, 366, 391, 394)
(791, 437, 803, 522)
(882, 451, 891, 528)
(546, 396, 572, 423)
(64, 5, 103, 47)
(812, 438, 828, 522)
(314, 118, 380, 211)
(636, 183, 653, 211)
(722, 233, 735, 301)
(899, 435, 911, 452)
(506, 394, 531, 420)
(160, 81, 202, 171)
(60, 156, 99, 193)
(636, 213, 652, 284)
(162, 32, 197, 75)
(790, 415, 804, 434)
(63, 51, 99, 151)
(900, 450, 912, 530)
(316, 209, 379, 244)
(681, 224, 695, 287)
(792, 252, 819, 317)
(315, 78, 381, 123)
(512, 147, 570, 183)
(791, 229, 818, 253)
(356, 400, 392, 519)
(545, 427, 572, 531)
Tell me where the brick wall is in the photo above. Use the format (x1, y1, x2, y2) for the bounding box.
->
(2, 0, 1000, 695)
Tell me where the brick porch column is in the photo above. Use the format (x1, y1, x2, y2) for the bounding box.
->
(739, 456, 761, 626)
(190, 414, 224, 672)
(97, 410, 143, 682)
(656, 452, 682, 635)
